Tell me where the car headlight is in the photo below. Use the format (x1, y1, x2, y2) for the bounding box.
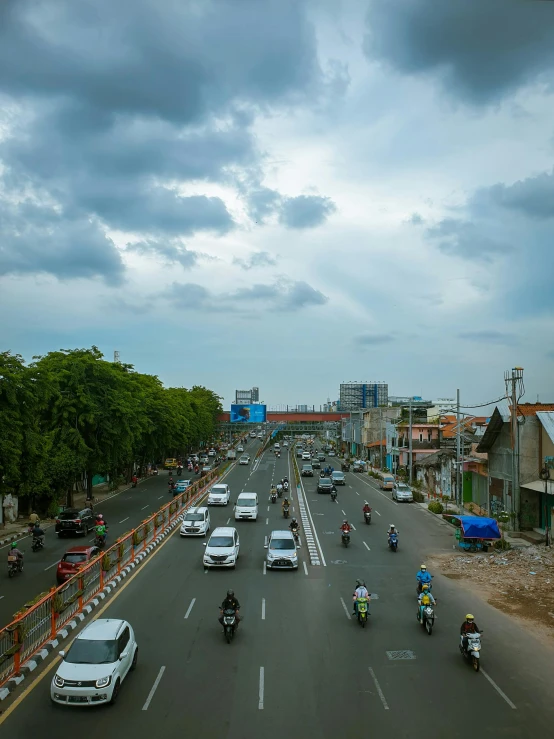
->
(96, 676, 111, 688)
(290, 552, 297, 558)
(54, 674, 64, 688)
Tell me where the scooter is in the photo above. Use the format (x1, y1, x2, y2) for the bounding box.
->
(291, 525, 299, 545)
(388, 533, 398, 552)
(460, 631, 483, 671)
(283, 505, 290, 519)
(364, 510, 372, 525)
(8, 555, 23, 577)
(277, 485, 283, 498)
(221, 608, 238, 644)
(355, 597, 369, 627)
(330, 488, 337, 502)
(341, 530, 350, 547)
(270, 492, 277, 504)
(31, 536, 44, 552)
(417, 599, 436, 635)
(283, 482, 289, 493)
(95, 533, 107, 549)
(153, 468, 159, 476)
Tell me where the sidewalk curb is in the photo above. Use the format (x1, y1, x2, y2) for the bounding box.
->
(0, 514, 183, 702)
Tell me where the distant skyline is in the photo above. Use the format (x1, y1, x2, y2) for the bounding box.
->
(1, 0, 553, 409)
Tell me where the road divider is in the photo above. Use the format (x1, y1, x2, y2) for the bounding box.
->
(0, 462, 234, 693)
(292, 452, 325, 566)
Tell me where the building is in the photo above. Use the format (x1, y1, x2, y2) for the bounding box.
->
(339, 382, 388, 411)
(235, 387, 259, 405)
(362, 407, 401, 468)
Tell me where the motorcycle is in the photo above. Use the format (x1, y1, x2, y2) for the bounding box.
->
(341, 530, 350, 548)
(270, 492, 277, 504)
(330, 489, 337, 502)
(132, 479, 138, 488)
(153, 468, 159, 476)
(31, 536, 44, 552)
(355, 597, 369, 627)
(364, 510, 372, 525)
(277, 485, 283, 498)
(283, 482, 289, 493)
(8, 555, 23, 578)
(460, 631, 483, 671)
(283, 505, 290, 519)
(417, 599, 436, 635)
(95, 534, 107, 549)
(221, 608, 238, 644)
(291, 526, 299, 545)
(388, 533, 398, 552)
(320, 471, 326, 478)
(177, 467, 183, 476)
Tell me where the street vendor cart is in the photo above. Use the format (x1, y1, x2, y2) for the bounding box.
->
(452, 515, 501, 552)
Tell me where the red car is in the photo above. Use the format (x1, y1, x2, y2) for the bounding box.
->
(56, 545, 101, 584)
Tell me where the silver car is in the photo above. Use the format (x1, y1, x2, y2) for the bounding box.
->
(265, 530, 298, 569)
(393, 483, 413, 502)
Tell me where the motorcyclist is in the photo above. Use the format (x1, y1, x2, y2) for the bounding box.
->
(31, 523, 45, 545)
(219, 589, 241, 629)
(282, 497, 290, 512)
(417, 584, 436, 621)
(132, 474, 138, 487)
(352, 579, 370, 617)
(460, 614, 481, 652)
(416, 564, 433, 593)
(387, 524, 398, 543)
(95, 513, 108, 529)
(276, 482, 283, 495)
(289, 517, 299, 534)
(95, 521, 107, 545)
(270, 485, 277, 500)
(168, 476, 174, 488)
(9, 541, 24, 563)
(340, 519, 352, 535)
(363, 503, 372, 516)
(29, 511, 40, 526)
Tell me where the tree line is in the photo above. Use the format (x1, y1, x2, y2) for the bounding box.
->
(0, 347, 222, 514)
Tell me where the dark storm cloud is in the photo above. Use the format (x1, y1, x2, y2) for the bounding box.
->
(364, 0, 554, 105)
(356, 333, 394, 346)
(458, 330, 516, 345)
(278, 195, 337, 229)
(233, 251, 278, 270)
(0, 200, 123, 283)
(425, 218, 513, 261)
(126, 240, 199, 269)
(474, 170, 554, 220)
(165, 278, 328, 313)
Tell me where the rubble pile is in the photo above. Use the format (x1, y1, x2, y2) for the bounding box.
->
(430, 546, 554, 632)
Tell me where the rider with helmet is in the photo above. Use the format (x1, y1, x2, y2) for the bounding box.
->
(416, 564, 433, 593)
(417, 584, 436, 620)
(9, 541, 24, 568)
(340, 519, 352, 534)
(219, 590, 241, 629)
(352, 579, 370, 617)
(289, 517, 299, 534)
(387, 524, 398, 544)
(460, 614, 480, 652)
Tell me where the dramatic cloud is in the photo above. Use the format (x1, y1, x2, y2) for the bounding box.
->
(356, 334, 395, 346)
(475, 170, 554, 220)
(126, 240, 199, 269)
(246, 188, 283, 224)
(278, 195, 337, 229)
(364, 0, 554, 105)
(425, 218, 513, 261)
(458, 331, 517, 345)
(233, 251, 278, 270)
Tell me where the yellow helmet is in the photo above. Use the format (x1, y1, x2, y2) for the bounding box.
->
(422, 584, 429, 590)
(465, 614, 474, 621)
(420, 564, 426, 570)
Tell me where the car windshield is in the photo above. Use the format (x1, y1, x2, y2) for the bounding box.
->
(186, 513, 204, 521)
(303, 466, 312, 470)
(65, 638, 118, 665)
(211, 488, 226, 495)
(237, 499, 255, 507)
(321, 480, 332, 486)
(58, 510, 80, 520)
(62, 552, 88, 564)
(209, 536, 233, 547)
(397, 485, 410, 492)
(271, 539, 295, 550)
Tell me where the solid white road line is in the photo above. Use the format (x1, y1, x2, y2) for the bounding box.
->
(258, 666, 265, 710)
(262, 598, 266, 620)
(340, 597, 352, 620)
(303, 561, 308, 575)
(363, 541, 371, 551)
(263, 561, 267, 575)
(481, 668, 517, 709)
(142, 666, 166, 711)
(119, 517, 129, 524)
(44, 562, 58, 571)
(368, 667, 389, 710)
(184, 598, 196, 619)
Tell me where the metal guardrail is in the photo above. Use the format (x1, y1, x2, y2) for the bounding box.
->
(0, 464, 229, 687)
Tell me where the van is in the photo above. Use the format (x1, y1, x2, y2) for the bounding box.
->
(227, 449, 237, 460)
(234, 492, 258, 521)
(380, 474, 395, 490)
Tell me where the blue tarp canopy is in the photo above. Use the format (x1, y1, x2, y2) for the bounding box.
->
(455, 516, 501, 540)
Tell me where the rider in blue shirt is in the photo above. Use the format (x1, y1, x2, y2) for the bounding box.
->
(416, 564, 433, 593)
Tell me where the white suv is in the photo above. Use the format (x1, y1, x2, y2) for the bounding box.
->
(51, 619, 138, 706)
(207, 484, 231, 505)
(265, 530, 298, 569)
(180, 506, 210, 537)
(203, 527, 240, 569)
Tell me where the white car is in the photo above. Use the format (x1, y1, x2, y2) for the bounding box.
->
(207, 484, 231, 505)
(237, 445, 244, 453)
(393, 483, 413, 502)
(239, 455, 250, 465)
(51, 619, 137, 706)
(208, 449, 216, 457)
(328, 450, 336, 457)
(203, 527, 240, 569)
(274, 443, 280, 450)
(180, 506, 210, 537)
(302, 451, 311, 460)
(283, 441, 289, 447)
(257, 433, 263, 438)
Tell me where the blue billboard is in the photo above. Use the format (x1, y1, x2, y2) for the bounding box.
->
(230, 404, 267, 423)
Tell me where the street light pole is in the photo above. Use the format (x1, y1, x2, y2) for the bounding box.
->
(408, 400, 413, 485)
(456, 389, 461, 511)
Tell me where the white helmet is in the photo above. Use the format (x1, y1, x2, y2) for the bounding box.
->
(390, 524, 395, 528)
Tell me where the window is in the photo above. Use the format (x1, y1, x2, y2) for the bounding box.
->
(428, 430, 433, 442)
(117, 627, 130, 656)
(419, 433, 423, 442)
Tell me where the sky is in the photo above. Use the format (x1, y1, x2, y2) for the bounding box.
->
(1, 0, 554, 410)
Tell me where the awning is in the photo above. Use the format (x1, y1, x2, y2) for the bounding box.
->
(521, 479, 554, 495)
(453, 515, 501, 540)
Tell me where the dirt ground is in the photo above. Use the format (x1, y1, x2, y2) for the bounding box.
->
(428, 545, 554, 644)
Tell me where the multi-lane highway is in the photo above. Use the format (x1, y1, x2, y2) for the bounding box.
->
(2, 441, 554, 737)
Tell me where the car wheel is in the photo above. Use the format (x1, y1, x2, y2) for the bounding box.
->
(109, 678, 121, 705)
(131, 647, 138, 670)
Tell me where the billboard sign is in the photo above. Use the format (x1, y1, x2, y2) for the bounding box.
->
(230, 404, 267, 423)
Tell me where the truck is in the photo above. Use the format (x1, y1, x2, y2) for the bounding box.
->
(227, 449, 237, 460)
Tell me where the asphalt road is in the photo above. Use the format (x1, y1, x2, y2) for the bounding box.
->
(3, 444, 554, 738)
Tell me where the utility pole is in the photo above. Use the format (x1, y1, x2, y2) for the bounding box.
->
(379, 408, 383, 470)
(505, 367, 524, 529)
(456, 389, 461, 511)
(408, 400, 413, 484)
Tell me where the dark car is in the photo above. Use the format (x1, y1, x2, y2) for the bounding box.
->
(55, 507, 95, 537)
(301, 464, 314, 477)
(56, 545, 101, 584)
(317, 477, 335, 494)
(317, 454, 326, 462)
(312, 459, 321, 469)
